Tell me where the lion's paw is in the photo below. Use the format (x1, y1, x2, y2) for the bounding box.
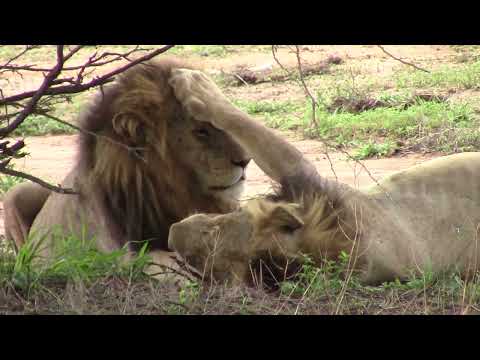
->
(169, 68, 233, 124)
(144, 250, 201, 290)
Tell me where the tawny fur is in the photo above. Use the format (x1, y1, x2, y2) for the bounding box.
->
(3, 59, 250, 267)
(167, 68, 480, 287)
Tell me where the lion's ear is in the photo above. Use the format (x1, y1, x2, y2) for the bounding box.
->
(268, 204, 304, 233)
(111, 112, 146, 146)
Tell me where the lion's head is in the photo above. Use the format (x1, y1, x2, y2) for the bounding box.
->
(168, 195, 357, 289)
(76, 58, 251, 251)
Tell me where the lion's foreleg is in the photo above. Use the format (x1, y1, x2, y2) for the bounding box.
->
(86, 188, 132, 253)
(212, 109, 317, 184)
(3, 182, 51, 252)
(169, 68, 317, 184)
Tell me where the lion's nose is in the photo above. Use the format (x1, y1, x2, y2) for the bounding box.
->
(232, 158, 251, 169)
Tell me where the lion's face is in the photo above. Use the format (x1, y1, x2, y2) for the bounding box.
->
(96, 59, 251, 207)
(167, 111, 250, 202)
(168, 199, 306, 285)
(168, 210, 254, 282)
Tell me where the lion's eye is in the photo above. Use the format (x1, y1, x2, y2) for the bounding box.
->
(193, 128, 210, 139)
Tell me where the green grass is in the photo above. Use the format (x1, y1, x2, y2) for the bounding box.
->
(395, 61, 480, 90)
(280, 252, 357, 298)
(233, 97, 480, 155)
(169, 45, 230, 57)
(5, 92, 88, 137)
(12, 115, 76, 137)
(234, 99, 305, 130)
(353, 140, 398, 160)
(0, 229, 151, 293)
(313, 101, 474, 139)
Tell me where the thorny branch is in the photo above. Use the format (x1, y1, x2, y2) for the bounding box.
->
(0, 45, 174, 194)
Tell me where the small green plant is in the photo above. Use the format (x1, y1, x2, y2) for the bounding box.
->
(381, 265, 438, 292)
(9, 231, 51, 291)
(353, 140, 397, 160)
(178, 279, 200, 305)
(280, 251, 358, 298)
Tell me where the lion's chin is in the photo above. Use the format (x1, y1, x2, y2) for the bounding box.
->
(211, 179, 245, 201)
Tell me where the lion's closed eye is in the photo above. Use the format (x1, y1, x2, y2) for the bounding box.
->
(193, 127, 210, 139)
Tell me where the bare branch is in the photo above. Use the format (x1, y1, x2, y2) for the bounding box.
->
(0, 45, 40, 74)
(377, 45, 430, 73)
(0, 45, 66, 136)
(63, 45, 84, 62)
(294, 45, 319, 128)
(272, 45, 320, 128)
(35, 111, 147, 163)
(0, 46, 146, 73)
(0, 45, 175, 106)
(0, 165, 78, 195)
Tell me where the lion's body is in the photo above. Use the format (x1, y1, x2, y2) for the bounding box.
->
(166, 68, 480, 287)
(270, 151, 480, 285)
(355, 152, 480, 283)
(3, 59, 250, 267)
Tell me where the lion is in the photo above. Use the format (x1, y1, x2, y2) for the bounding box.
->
(166, 68, 480, 288)
(3, 59, 251, 277)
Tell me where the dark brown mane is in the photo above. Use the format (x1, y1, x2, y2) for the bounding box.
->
(74, 58, 232, 251)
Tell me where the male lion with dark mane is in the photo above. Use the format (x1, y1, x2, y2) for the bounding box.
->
(3, 59, 251, 277)
(167, 68, 480, 288)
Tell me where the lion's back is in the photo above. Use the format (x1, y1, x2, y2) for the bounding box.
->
(362, 152, 480, 278)
(366, 152, 480, 201)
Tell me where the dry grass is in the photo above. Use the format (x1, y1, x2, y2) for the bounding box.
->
(1, 237, 479, 315)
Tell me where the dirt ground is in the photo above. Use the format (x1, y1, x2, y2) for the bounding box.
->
(0, 45, 464, 100)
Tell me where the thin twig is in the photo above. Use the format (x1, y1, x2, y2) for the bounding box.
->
(0, 45, 40, 75)
(0, 45, 175, 107)
(0, 45, 66, 136)
(34, 111, 147, 163)
(294, 45, 319, 128)
(273, 45, 395, 201)
(377, 45, 430, 73)
(0, 46, 148, 73)
(0, 166, 77, 194)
